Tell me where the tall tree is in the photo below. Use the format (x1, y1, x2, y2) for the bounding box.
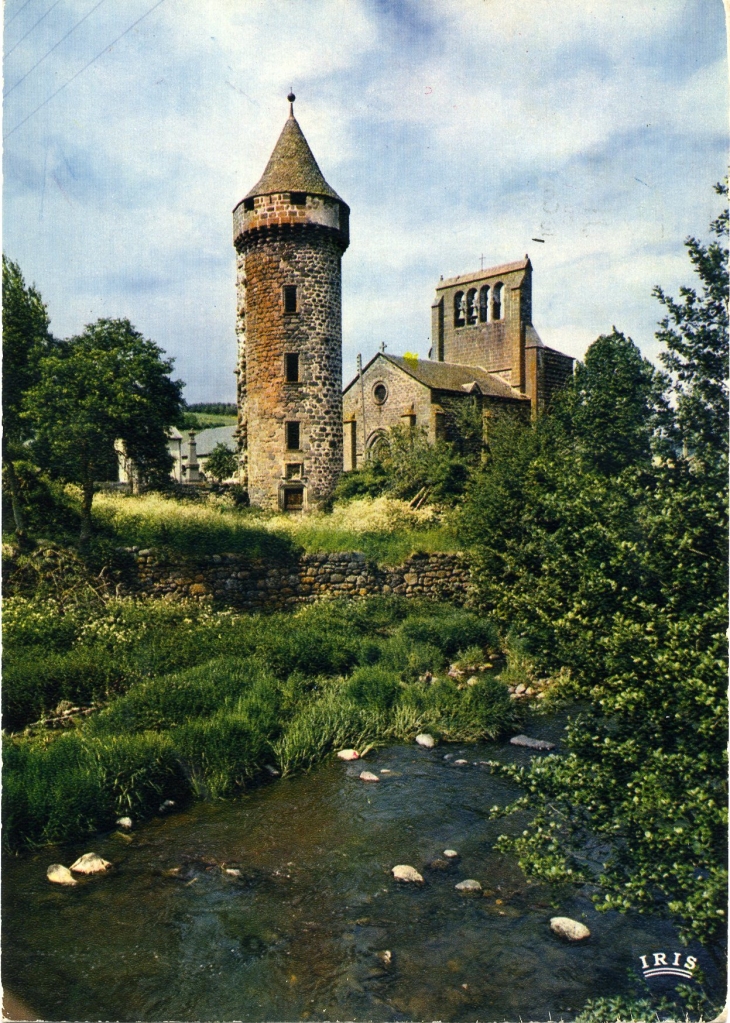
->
(654, 181, 729, 462)
(2, 257, 55, 535)
(24, 318, 184, 542)
(553, 328, 671, 474)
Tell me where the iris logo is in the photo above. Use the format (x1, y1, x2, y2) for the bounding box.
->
(639, 952, 698, 980)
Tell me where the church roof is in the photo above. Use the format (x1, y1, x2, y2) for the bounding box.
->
(437, 258, 531, 290)
(245, 112, 343, 202)
(343, 353, 528, 401)
(385, 355, 526, 399)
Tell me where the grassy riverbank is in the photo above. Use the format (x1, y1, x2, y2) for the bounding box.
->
(3, 594, 524, 850)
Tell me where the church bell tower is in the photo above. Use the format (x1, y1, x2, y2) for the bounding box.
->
(233, 94, 350, 510)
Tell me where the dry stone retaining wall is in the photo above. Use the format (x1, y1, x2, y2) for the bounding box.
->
(118, 549, 472, 610)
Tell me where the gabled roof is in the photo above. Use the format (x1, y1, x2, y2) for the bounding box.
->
(437, 258, 531, 290)
(343, 353, 528, 402)
(245, 112, 343, 202)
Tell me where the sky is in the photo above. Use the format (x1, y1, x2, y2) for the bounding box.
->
(3, 0, 728, 403)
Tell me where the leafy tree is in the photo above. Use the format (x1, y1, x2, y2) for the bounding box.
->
(23, 319, 184, 542)
(458, 187, 728, 952)
(204, 442, 238, 482)
(335, 425, 471, 505)
(2, 257, 55, 535)
(654, 181, 729, 462)
(553, 329, 672, 474)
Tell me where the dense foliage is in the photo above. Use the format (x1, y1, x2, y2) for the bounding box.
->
(2, 596, 510, 849)
(22, 318, 184, 540)
(2, 257, 55, 536)
(458, 191, 728, 951)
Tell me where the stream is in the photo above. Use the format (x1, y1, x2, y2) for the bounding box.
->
(3, 727, 705, 1022)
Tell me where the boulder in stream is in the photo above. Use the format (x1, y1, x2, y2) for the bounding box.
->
(70, 853, 112, 874)
(337, 749, 359, 760)
(360, 771, 380, 782)
(510, 735, 556, 751)
(455, 878, 482, 893)
(116, 817, 133, 829)
(47, 864, 77, 885)
(550, 916, 590, 941)
(443, 849, 459, 859)
(415, 733, 436, 748)
(391, 864, 424, 883)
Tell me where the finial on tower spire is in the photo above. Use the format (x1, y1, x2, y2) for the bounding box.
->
(287, 90, 296, 116)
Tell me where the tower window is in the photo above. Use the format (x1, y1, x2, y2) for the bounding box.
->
(243, 197, 254, 211)
(286, 421, 301, 450)
(290, 192, 306, 205)
(479, 285, 490, 323)
(454, 291, 465, 327)
(283, 285, 298, 314)
(285, 353, 300, 382)
(466, 288, 478, 325)
(493, 282, 503, 320)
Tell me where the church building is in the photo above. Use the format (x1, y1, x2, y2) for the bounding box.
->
(342, 258, 574, 468)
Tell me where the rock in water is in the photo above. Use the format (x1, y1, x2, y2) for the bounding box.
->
(454, 759, 468, 766)
(443, 849, 459, 859)
(427, 858, 451, 871)
(159, 799, 176, 813)
(264, 764, 280, 776)
(337, 749, 359, 760)
(455, 879, 482, 892)
(47, 864, 77, 885)
(116, 816, 133, 829)
(415, 733, 436, 748)
(510, 734, 556, 751)
(378, 950, 393, 966)
(392, 864, 424, 883)
(550, 916, 590, 941)
(70, 853, 112, 874)
(360, 771, 380, 782)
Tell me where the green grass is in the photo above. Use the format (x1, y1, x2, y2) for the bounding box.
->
(89, 492, 460, 564)
(3, 595, 516, 848)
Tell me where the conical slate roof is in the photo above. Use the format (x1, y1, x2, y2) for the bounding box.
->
(245, 112, 343, 202)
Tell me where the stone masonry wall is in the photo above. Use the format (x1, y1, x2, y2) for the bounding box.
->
(116, 549, 472, 610)
(235, 188, 348, 513)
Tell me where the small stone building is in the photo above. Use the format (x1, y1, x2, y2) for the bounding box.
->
(343, 257, 574, 467)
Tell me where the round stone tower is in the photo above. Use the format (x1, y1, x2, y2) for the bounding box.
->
(233, 94, 350, 511)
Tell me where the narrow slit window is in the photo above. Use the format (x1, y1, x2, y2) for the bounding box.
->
(479, 285, 490, 322)
(283, 285, 298, 314)
(285, 353, 300, 382)
(286, 422, 301, 450)
(243, 197, 254, 211)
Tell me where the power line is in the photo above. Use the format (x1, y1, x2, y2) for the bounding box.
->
(4, 0, 167, 140)
(6, 0, 64, 59)
(5, 0, 36, 31)
(5, 0, 109, 97)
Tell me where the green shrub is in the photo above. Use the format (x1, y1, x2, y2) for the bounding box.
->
(345, 665, 400, 709)
(398, 610, 499, 657)
(3, 647, 131, 730)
